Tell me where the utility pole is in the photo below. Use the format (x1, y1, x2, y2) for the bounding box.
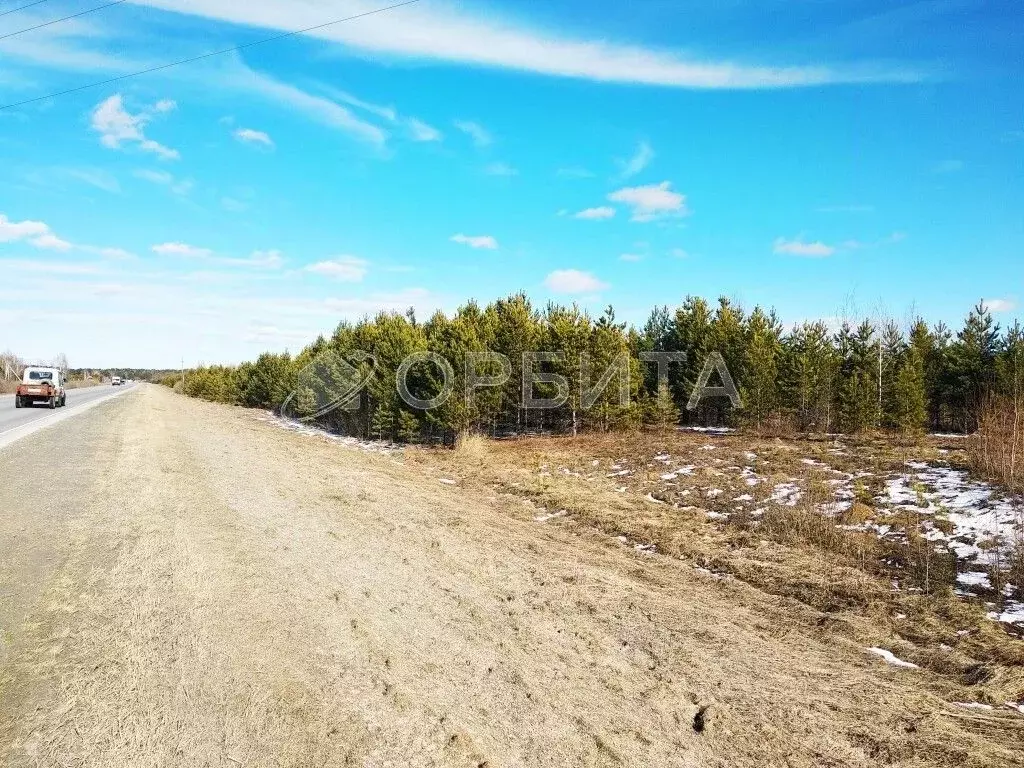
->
(181, 358, 185, 391)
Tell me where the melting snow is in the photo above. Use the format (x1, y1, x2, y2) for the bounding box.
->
(866, 647, 919, 669)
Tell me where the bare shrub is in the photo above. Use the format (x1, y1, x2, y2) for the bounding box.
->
(969, 394, 1024, 492)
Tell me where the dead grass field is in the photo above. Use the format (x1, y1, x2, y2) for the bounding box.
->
(1, 387, 1023, 767)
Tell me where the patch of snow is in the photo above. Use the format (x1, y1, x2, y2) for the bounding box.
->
(439, 478, 457, 485)
(607, 469, 631, 477)
(699, 444, 718, 451)
(734, 494, 754, 502)
(952, 702, 993, 711)
(956, 571, 992, 592)
(706, 488, 723, 498)
(645, 493, 666, 504)
(770, 483, 803, 506)
(866, 647, 919, 669)
(987, 600, 1024, 626)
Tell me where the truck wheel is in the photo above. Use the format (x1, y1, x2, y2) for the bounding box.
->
(15, 396, 22, 409)
(48, 396, 56, 409)
(61, 394, 67, 407)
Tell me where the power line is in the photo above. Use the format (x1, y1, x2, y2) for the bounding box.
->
(0, 0, 125, 41)
(0, 0, 54, 20)
(0, 0, 423, 111)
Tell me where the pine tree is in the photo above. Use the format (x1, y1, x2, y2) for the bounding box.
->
(890, 345, 928, 433)
(648, 380, 681, 432)
(948, 302, 1001, 431)
(740, 306, 782, 433)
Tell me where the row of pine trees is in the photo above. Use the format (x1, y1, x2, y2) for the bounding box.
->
(175, 295, 1024, 444)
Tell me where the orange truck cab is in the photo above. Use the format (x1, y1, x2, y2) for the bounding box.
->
(15, 367, 67, 409)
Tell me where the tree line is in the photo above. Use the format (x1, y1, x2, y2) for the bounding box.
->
(168, 295, 1024, 444)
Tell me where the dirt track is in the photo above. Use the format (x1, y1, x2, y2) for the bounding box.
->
(0, 385, 1018, 767)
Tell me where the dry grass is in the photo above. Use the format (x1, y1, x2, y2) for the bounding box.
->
(2, 392, 1023, 767)
(417, 428, 1024, 708)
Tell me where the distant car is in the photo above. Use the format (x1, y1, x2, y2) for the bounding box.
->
(111, 376, 122, 386)
(15, 367, 66, 409)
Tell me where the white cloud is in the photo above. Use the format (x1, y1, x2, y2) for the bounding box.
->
(222, 249, 283, 269)
(152, 242, 212, 258)
(450, 233, 498, 250)
(129, 0, 921, 88)
(0, 214, 50, 242)
(229, 65, 387, 146)
(31, 233, 72, 251)
(454, 120, 492, 147)
(670, 248, 688, 258)
(318, 86, 397, 122)
(407, 118, 442, 142)
(134, 168, 193, 195)
(66, 167, 121, 193)
(484, 162, 517, 177)
(84, 246, 135, 259)
(573, 206, 616, 220)
(607, 181, 687, 222)
(544, 269, 609, 294)
(773, 237, 836, 257)
(234, 127, 274, 147)
(90, 94, 179, 160)
(618, 140, 654, 179)
(304, 256, 368, 282)
(154, 99, 177, 113)
(619, 253, 643, 262)
(982, 298, 1017, 313)
(0, 213, 76, 251)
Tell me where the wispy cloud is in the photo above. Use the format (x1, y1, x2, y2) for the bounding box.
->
(134, 168, 193, 195)
(544, 269, 608, 294)
(617, 140, 654, 179)
(152, 242, 212, 258)
(773, 237, 835, 257)
(982, 298, 1017, 313)
(234, 127, 274, 147)
(619, 253, 643, 262)
(129, 0, 922, 88)
(607, 182, 687, 222)
(66, 167, 121, 194)
(407, 118, 442, 142)
(91, 94, 179, 160)
(450, 233, 498, 250)
(484, 162, 517, 177)
(229, 65, 387, 146)
(573, 206, 616, 220)
(304, 256, 368, 282)
(454, 120, 492, 147)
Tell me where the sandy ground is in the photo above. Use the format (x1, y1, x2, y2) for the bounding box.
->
(0, 385, 1020, 767)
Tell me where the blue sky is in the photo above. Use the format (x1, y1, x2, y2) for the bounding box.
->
(1, 0, 1021, 367)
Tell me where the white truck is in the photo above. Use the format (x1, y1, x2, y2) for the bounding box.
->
(15, 367, 67, 409)
(111, 376, 123, 386)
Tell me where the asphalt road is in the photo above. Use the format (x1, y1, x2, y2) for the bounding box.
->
(0, 382, 135, 444)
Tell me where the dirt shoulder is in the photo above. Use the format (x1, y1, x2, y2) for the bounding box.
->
(0, 386, 1020, 767)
